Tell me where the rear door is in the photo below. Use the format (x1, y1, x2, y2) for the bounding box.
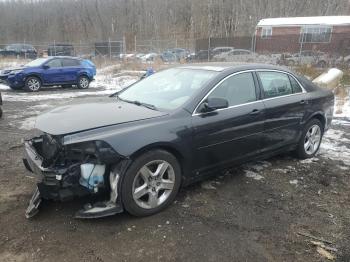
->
(61, 58, 81, 83)
(257, 70, 307, 153)
(192, 71, 266, 173)
(42, 59, 64, 84)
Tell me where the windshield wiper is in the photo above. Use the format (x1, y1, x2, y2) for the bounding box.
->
(117, 96, 158, 111)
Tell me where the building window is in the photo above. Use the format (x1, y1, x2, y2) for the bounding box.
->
(261, 27, 272, 39)
(300, 26, 332, 43)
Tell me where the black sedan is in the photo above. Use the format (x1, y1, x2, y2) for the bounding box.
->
(23, 63, 334, 218)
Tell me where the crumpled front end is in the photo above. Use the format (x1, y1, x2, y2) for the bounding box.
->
(23, 133, 128, 218)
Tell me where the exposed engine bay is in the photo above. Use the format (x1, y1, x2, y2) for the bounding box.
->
(23, 133, 129, 219)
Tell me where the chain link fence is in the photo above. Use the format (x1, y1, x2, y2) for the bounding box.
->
(0, 31, 349, 70)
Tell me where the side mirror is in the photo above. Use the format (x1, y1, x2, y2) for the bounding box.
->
(201, 97, 229, 113)
(42, 65, 50, 69)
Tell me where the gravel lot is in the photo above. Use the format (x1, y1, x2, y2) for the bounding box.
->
(0, 80, 349, 262)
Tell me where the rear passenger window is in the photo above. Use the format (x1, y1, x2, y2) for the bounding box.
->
(288, 75, 303, 93)
(62, 59, 80, 67)
(208, 72, 256, 107)
(258, 72, 292, 98)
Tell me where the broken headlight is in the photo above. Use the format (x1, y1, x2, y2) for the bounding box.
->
(65, 140, 122, 164)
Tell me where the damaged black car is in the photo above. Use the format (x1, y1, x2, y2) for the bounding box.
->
(23, 63, 334, 219)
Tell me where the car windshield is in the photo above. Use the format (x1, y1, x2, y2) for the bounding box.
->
(25, 58, 49, 67)
(118, 68, 218, 110)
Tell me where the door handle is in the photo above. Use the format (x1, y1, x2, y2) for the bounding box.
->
(249, 109, 260, 115)
(300, 100, 308, 105)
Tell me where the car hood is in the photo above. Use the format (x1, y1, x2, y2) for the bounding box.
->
(1, 66, 26, 73)
(35, 97, 168, 135)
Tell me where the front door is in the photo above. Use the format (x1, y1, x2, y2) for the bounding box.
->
(192, 72, 266, 174)
(42, 58, 65, 84)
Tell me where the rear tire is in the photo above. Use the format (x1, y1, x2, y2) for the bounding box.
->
(296, 119, 324, 159)
(121, 150, 181, 217)
(24, 76, 41, 92)
(77, 76, 90, 89)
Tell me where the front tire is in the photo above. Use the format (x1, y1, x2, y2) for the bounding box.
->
(24, 76, 41, 92)
(296, 119, 323, 159)
(121, 150, 181, 217)
(77, 76, 90, 89)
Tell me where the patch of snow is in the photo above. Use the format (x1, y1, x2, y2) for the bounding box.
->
(289, 179, 298, 185)
(0, 84, 10, 91)
(90, 75, 138, 91)
(245, 170, 264, 181)
(19, 116, 36, 130)
(299, 157, 319, 164)
(331, 119, 350, 126)
(319, 129, 350, 166)
(273, 168, 288, 174)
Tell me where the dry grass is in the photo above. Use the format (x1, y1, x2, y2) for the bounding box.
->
(0, 57, 30, 68)
(294, 65, 322, 80)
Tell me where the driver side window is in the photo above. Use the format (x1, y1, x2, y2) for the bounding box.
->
(46, 59, 62, 68)
(207, 72, 257, 107)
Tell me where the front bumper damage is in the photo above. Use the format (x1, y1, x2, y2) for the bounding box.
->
(23, 136, 129, 219)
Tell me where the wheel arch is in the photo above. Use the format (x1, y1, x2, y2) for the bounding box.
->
(307, 112, 326, 130)
(78, 72, 91, 81)
(129, 142, 188, 184)
(25, 74, 43, 84)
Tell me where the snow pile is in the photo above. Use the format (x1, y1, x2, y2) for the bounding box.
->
(0, 83, 10, 91)
(334, 97, 350, 119)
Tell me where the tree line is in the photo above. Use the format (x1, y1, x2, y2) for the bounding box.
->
(0, 0, 348, 44)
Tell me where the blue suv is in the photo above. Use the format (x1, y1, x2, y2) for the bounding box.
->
(0, 56, 96, 92)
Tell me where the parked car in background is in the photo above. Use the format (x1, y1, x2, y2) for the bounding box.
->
(284, 50, 329, 67)
(0, 43, 37, 59)
(211, 47, 234, 57)
(48, 44, 74, 56)
(160, 51, 177, 63)
(23, 63, 334, 218)
(141, 53, 159, 62)
(186, 50, 211, 62)
(0, 56, 96, 92)
(0, 92, 2, 118)
(166, 48, 189, 60)
(214, 49, 255, 62)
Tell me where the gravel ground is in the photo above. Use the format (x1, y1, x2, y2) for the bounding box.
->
(0, 83, 349, 262)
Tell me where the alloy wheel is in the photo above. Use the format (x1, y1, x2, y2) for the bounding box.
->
(79, 77, 89, 88)
(27, 78, 41, 91)
(304, 124, 322, 155)
(132, 160, 175, 209)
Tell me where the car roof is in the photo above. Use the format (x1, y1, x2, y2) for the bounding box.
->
(178, 62, 291, 73)
(48, 56, 81, 60)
